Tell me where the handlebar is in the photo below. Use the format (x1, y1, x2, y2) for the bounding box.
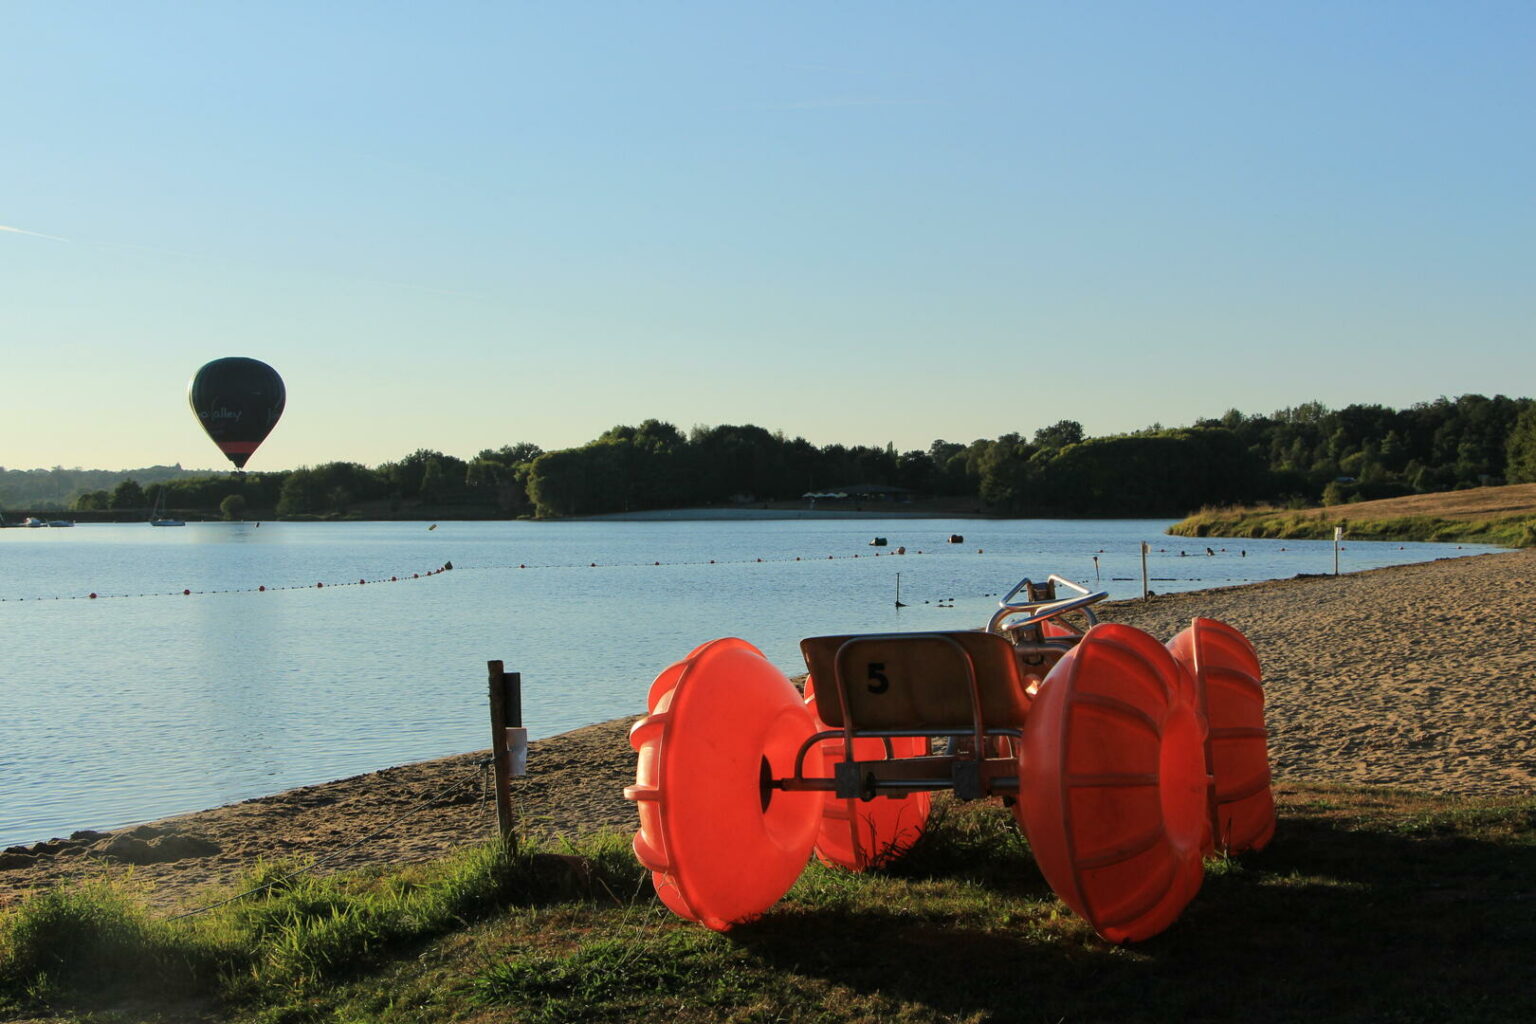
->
(987, 574, 1108, 635)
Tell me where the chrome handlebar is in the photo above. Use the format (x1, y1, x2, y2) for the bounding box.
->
(987, 574, 1107, 635)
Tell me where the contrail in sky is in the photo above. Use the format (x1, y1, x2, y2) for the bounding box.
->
(0, 223, 72, 242)
(751, 96, 937, 110)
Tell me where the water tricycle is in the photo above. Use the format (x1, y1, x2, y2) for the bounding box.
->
(624, 574, 1274, 942)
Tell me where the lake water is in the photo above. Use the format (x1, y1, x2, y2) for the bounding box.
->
(0, 516, 1499, 848)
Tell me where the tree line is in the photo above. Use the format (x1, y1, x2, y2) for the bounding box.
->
(8, 394, 1536, 520)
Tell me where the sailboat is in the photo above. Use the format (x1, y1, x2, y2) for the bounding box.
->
(149, 491, 185, 527)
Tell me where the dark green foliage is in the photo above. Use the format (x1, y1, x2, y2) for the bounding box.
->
(108, 478, 146, 509)
(71, 488, 110, 511)
(1020, 429, 1269, 515)
(6, 393, 1534, 522)
(276, 462, 386, 517)
(1506, 405, 1536, 483)
(512, 395, 1535, 518)
(466, 442, 544, 513)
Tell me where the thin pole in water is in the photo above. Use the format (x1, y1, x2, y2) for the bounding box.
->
(1141, 542, 1150, 600)
(895, 572, 906, 608)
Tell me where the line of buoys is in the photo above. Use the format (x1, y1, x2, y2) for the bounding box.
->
(3, 563, 454, 603)
(468, 547, 987, 575)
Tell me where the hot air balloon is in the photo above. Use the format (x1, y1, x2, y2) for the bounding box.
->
(188, 357, 285, 470)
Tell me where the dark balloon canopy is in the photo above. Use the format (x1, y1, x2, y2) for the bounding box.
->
(188, 357, 286, 470)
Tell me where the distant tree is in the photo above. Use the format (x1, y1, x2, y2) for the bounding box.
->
(526, 448, 604, 517)
(895, 449, 936, 492)
(277, 470, 323, 516)
(977, 434, 1037, 510)
(220, 494, 248, 520)
(277, 463, 376, 516)
(382, 449, 466, 501)
(419, 459, 445, 502)
(73, 490, 110, 511)
(1032, 420, 1085, 450)
(1506, 406, 1536, 483)
(110, 479, 146, 510)
(488, 441, 546, 465)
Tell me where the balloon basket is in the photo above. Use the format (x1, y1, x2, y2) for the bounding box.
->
(624, 573, 1276, 941)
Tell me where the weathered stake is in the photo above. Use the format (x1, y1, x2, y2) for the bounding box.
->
(1140, 541, 1150, 600)
(488, 661, 527, 851)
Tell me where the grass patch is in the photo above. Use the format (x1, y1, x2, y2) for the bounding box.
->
(0, 834, 646, 1018)
(1169, 506, 1536, 546)
(0, 879, 222, 1009)
(5, 785, 1536, 1022)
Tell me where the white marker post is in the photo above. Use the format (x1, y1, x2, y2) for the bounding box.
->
(1334, 525, 1343, 576)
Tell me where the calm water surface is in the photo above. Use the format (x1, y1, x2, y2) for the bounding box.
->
(0, 517, 1499, 847)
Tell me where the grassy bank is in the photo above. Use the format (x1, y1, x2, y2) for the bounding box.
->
(1169, 483, 1536, 546)
(5, 783, 1535, 1023)
(1168, 507, 1536, 546)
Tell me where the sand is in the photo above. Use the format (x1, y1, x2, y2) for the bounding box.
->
(3, 548, 1533, 913)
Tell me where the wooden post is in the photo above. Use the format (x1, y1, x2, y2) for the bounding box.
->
(1334, 525, 1343, 576)
(488, 661, 525, 851)
(1140, 541, 1150, 600)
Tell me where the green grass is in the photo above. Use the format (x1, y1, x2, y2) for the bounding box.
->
(1168, 507, 1536, 546)
(4, 785, 1536, 1023)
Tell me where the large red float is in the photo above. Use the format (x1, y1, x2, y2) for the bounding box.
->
(625, 575, 1273, 940)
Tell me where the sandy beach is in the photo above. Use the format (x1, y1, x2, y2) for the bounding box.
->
(3, 547, 1533, 913)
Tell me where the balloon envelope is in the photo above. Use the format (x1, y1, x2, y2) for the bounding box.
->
(188, 357, 285, 469)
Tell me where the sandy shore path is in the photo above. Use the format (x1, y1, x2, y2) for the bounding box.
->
(4, 548, 1533, 912)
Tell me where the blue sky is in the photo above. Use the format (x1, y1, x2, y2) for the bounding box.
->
(4, 1, 1532, 472)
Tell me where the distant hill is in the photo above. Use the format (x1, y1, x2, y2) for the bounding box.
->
(0, 465, 216, 510)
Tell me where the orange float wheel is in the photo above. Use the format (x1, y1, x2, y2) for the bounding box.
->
(1015, 623, 1210, 943)
(1041, 618, 1084, 640)
(1168, 618, 1275, 853)
(802, 676, 931, 871)
(625, 638, 820, 931)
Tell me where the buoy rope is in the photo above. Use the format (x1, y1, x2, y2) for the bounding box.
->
(458, 547, 944, 573)
(165, 763, 486, 922)
(3, 546, 985, 602)
(2, 564, 455, 603)
(3, 544, 1327, 603)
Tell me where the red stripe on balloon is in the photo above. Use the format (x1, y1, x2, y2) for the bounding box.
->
(219, 441, 262, 454)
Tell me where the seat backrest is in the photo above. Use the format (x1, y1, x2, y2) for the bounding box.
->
(799, 630, 1028, 730)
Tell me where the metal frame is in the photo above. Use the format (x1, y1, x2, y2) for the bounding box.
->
(770, 575, 1108, 806)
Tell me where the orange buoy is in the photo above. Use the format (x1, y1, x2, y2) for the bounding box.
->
(803, 675, 931, 871)
(625, 638, 820, 931)
(1015, 623, 1210, 943)
(1167, 618, 1274, 853)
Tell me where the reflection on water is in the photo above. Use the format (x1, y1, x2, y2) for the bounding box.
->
(0, 518, 1500, 847)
